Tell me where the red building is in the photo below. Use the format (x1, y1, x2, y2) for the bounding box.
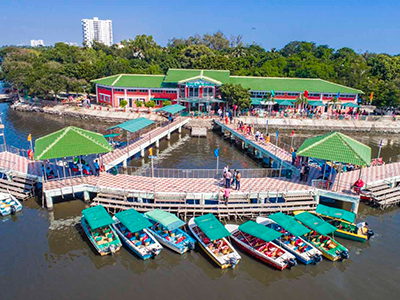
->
(91, 69, 363, 110)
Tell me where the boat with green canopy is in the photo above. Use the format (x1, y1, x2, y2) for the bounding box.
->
(189, 214, 241, 269)
(313, 204, 374, 242)
(256, 213, 322, 265)
(112, 209, 163, 260)
(81, 205, 122, 256)
(226, 220, 296, 270)
(144, 209, 195, 254)
(294, 211, 349, 261)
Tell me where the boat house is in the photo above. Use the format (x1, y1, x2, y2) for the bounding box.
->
(91, 69, 363, 110)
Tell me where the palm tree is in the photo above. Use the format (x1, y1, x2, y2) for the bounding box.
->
(328, 97, 341, 111)
(295, 94, 308, 110)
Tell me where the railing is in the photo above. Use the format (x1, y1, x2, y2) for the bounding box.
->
(0, 144, 30, 158)
(118, 167, 283, 179)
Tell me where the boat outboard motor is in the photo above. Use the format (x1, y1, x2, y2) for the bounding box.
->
(11, 205, 17, 214)
(338, 250, 349, 261)
(312, 254, 322, 264)
(109, 245, 116, 255)
(228, 256, 238, 269)
(367, 230, 374, 240)
(287, 258, 297, 269)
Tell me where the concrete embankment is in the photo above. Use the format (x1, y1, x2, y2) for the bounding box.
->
(239, 116, 400, 133)
(11, 102, 163, 123)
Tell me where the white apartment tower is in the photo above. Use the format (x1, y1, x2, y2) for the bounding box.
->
(30, 39, 44, 47)
(81, 17, 113, 47)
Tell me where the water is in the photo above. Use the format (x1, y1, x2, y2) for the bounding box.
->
(0, 104, 399, 300)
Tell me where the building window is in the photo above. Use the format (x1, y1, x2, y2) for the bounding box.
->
(308, 93, 320, 97)
(189, 87, 199, 98)
(287, 92, 300, 97)
(180, 85, 185, 98)
(128, 98, 133, 107)
(151, 89, 163, 93)
(127, 89, 137, 92)
(275, 92, 285, 96)
(114, 88, 124, 92)
(203, 87, 213, 98)
(166, 90, 177, 94)
(138, 89, 148, 93)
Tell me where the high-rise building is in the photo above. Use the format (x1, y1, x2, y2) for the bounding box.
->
(30, 39, 44, 47)
(81, 17, 113, 47)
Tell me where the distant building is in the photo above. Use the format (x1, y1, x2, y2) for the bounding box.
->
(30, 39, 44, 47)
(81, 17, 113, 47)
(91, 68, 363, 110)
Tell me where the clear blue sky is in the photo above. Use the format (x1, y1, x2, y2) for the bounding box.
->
(1, 0, 399, 54)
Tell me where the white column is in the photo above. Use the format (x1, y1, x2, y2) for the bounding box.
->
(124, 88, 127, 101)
(46, 194, 53, 211)
(155, 140, 160, 148)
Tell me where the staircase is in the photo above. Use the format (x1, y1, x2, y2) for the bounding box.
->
(0, 174, 36, 201)
(364, 181, 400, 209)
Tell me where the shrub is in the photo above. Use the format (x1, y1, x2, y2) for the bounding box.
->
(119, 99, 128, 108)
(135, 100, 143, 107)
(145, 100, 156, 108)
(163, 100, 171, 107)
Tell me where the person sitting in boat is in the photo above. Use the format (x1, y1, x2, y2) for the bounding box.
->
(357, 222, 369, 234)
(353, 179, 364, 194)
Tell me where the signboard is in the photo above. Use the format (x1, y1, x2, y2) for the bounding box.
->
(186, 80, 215, 87)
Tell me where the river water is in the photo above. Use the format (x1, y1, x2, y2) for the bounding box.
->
(0, 104, 399, 300)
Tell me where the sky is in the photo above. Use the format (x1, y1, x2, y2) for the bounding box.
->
(0, 0, 399, 54)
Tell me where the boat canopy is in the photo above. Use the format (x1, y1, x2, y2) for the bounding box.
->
(294, 212, 337, 236)
(144, 209, 185, 231)
(239, 220, 282, 242)
(115, 209, 152, 233)
(269, 212, 311, 236)
(82, 205, 114, 230)
(194, 214, 231, 241)
(316, 204, 356, 223)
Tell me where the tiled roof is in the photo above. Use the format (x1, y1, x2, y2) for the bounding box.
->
(92, 74, 165, 88)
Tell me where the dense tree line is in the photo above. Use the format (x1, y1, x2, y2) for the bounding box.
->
(1, 32, 399, 106)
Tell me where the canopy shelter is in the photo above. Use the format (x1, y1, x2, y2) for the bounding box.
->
(308, 101, 324, 106)
(296, 132, 371, 167)
(155, 104, 186, 114)
(278, 100, 295, 106)
(294, 212, 337, 236)
(239, 220, 282, 242)
(107, 117, 154, 134)
(269, 212, 311, 236)
(82, 205, 114, 230)
(341, 102, 360, 108)
(251, 98, 267, 106)
(34, 126, 113, 160)
(194, 214, 231, 241)
(103, 133, 120, 139)
(316, 204, 356, 223)
(144, 209, 185, 231)
(115, 209, 152, 233)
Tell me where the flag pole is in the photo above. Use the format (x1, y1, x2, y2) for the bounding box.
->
(216, 155, 219, 176)
(377, 140, 382, 159)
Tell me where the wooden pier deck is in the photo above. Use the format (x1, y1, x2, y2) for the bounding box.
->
(101, 118, 189, 170)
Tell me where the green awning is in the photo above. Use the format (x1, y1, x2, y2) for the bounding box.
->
(294, 212, 337, 235)
(239, 220, 282, 242)
(316, 204, 356, 223)
(82, 205, 114, 230)
(251, 98, 265, 105)
(296, 132, 371, 166)
(34, 126, 113, 160)
(308, 101, 324, 106)
(103, 133, 120, 138)
(115, 209, 152, 233)
(269, 212, 311, 236)
(144, 209, 185, 231)
(151, 98, 170, 101)
(155, 104, 186, 114)
(194, 214, 230, 241)
(341, 102, 360, 108)
(275, 99, 296, 104)
(278, 100, 295, 106)
(108, 117, 154, 133)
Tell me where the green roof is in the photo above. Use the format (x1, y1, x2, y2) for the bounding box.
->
(115, 209, 152, 233)
(269, 212, 310, 236)
(108, 117, 154, 133)
(82, 205, 114, 230)
(229, 76, 363, 94)
(316, 204, 356, 223)
(164, 69, 230, 84)
(239, 220, 282, 242)
(34, 126, 113, 160)
(92, 74, 165, 88)
(294, 212, 337, 235)
(155, 104, 186, 114)
(144, 209, 185, 231)
(194, 214, 230, 241)
(296, 132, 371, 166)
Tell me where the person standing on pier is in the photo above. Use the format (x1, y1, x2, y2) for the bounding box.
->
(291, 148, 296, 165)
(223, 188, 230, 205)
(94, 159, 100, 176)
(235, 171, 241, 190)
(225, 170, 232, 188)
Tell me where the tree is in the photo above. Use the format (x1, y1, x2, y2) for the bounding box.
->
(135, 100, 143, 107)
(119, 99, 128, 108)
(163, 100, 171, 107)
(219, 83, 251, 109)
(145, 100, 156, 108)
(295, 94, 308, 110)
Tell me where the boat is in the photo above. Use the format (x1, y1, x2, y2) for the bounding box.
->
(226, 220, 296, 270)
(293, 211, 349, 261)
(81, 205, 122, 256)
(144, 209, 196, 254)
(0, 193, 23, 216)
(112, 209, 163, 260)
(189, 214, 241, 269)
(314, 204, 374, 242)
(256, 213, 322, 265)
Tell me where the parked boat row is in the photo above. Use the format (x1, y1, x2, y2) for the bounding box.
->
(80, 204, 373, 270)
